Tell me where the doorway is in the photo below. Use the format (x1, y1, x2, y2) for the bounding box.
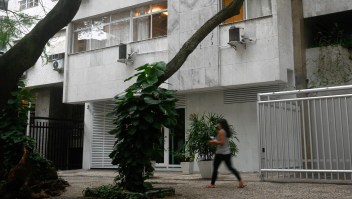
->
(168, 108, 185, 166)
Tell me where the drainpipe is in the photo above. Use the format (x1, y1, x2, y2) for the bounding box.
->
(291, 0, 311, 168)
(291, 0, 307, 92)
(63, 23, 72, 103)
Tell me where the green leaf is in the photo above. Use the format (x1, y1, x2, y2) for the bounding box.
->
(143, 113, 154, 123)
(128, 127, 137, 135)
(144, 97, 161, 105)
(7, 99, 17, 105)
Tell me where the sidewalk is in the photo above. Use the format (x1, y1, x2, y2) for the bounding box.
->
(55, 169, 352, 199)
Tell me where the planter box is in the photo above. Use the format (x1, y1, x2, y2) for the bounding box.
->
(197, 160, 213, 179)
(180, 161, 194, 174)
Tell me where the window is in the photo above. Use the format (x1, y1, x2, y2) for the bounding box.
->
(133, 2, 168, 41)
(48, 53, 65, 62)
(222, 0, 272, 24)
(72, 1, 168, 53)
(19, 0, 39, 10)
(72, 11, 130, 53)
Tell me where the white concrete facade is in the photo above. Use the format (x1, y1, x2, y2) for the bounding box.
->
(21, 0, 352, 172)
(12, 0, 294, 172)
(59, 0, 294, 171)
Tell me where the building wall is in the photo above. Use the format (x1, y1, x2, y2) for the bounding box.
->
(185, 91, 259, 172)
(303, 0, 352, 18)
(64, 37, 168, 103)
(34, 89, 51, 117)
(168, 0, 294, 91)
(167, 0, 220, 90)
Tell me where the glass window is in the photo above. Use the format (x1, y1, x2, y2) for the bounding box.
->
(133, 6, 151, 17)
(110, 20, 130, 46)
(246, 0, 272, 19)
(72, 1, 167, 52)
(152, 12, 168, 38)
(91, 24, 109, 50)
(19, 0, 39, 10)
(152, 2, 167, 12)
(133, 16, 151, 41)
(111, 11, 130, 22)
(222, 0, 271, 24)
(132, 3, 168, 41)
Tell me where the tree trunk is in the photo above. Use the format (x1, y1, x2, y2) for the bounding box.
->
(0, 0, 82, 111)
(156, 0, 245, 86)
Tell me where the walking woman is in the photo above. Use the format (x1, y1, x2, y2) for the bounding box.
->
(206, 118, 245, 188)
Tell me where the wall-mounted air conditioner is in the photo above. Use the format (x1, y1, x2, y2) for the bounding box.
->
(228, 26, 255, 50)
(53, 59, 64, 71)
(229, 26, 242, 43)
(117, 43, 137, 65)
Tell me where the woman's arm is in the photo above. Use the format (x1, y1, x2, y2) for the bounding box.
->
(209, 130, 225, 145)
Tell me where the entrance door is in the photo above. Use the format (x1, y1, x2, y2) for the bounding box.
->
(168, 108, 185, 166)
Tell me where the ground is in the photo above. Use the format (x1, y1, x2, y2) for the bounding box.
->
(53, 170, 352, 199)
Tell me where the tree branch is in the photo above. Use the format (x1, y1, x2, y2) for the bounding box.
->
(0, 0, 81, 110)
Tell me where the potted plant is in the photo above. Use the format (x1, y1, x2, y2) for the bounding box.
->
(187, 113, 239, 178)
(174, 143, 195, 174)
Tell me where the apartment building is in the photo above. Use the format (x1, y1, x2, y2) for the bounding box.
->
(10, 0, 351, 172)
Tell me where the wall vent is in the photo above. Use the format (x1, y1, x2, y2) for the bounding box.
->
(224, 84, 284, 104)
(175, 95, 186, 108)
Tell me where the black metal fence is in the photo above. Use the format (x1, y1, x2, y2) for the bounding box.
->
(29, 117, 84, 170)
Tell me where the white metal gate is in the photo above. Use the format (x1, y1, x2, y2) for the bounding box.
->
(258, 85, 352, 181)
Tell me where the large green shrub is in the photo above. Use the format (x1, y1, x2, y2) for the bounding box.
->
(0, 80, 34, 181)
(109, 62, 178, 192)
(187, 113, 239, 161)
(0, 81, 61, 198)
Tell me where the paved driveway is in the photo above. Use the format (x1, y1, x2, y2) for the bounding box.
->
(55, 170, 352, 199)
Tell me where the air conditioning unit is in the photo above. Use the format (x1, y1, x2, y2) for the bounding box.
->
(117, 43, 137, 65)
(229, 26, 242, 43)
(53, 59, 64, 71)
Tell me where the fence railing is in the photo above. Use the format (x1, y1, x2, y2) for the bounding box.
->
(29, 117, 84, 170)
(257, 85, 352, 181)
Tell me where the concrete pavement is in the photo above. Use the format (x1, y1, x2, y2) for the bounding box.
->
(55, 169, 352, 199)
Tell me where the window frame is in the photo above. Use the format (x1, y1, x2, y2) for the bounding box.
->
(221, 0, 272, 24)
(132, 3, 168, 42)
(71, 1, 168, 53)
(19, 0, 39, 11)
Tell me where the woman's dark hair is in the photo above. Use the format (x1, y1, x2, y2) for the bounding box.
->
(218, 119, 232, 138)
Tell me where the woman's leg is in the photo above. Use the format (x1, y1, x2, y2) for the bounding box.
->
(223, 154, 242, 181)
(210, 154, 223, 185)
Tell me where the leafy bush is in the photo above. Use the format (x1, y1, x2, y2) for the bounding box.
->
(187, 113, 239, 161)
(0, 80, 61, 197)
(0, 80, 34, 180)
(109, 62, 178, 192)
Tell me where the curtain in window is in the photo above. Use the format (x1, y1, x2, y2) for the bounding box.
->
(247, 0, 271, 19)
(91, 25, 109, 50)
(133, 16, 150, 41)
(110, 20, 130, 46)
(74, 30, 90, 52)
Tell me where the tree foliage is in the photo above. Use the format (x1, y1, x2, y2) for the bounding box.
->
(0, 12, 39, 49)
(187, 113, 239, 161)
(109, 62, 178, 192)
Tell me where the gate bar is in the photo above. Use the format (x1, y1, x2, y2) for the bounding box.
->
(261, 169, 352, 173)
(259, 85, 352, 97)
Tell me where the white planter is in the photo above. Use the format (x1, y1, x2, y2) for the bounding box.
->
(181, 161, 194, 174)
(197, 160, 213, 179)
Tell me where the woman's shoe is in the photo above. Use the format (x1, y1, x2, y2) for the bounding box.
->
(206, 184, 216, 188)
